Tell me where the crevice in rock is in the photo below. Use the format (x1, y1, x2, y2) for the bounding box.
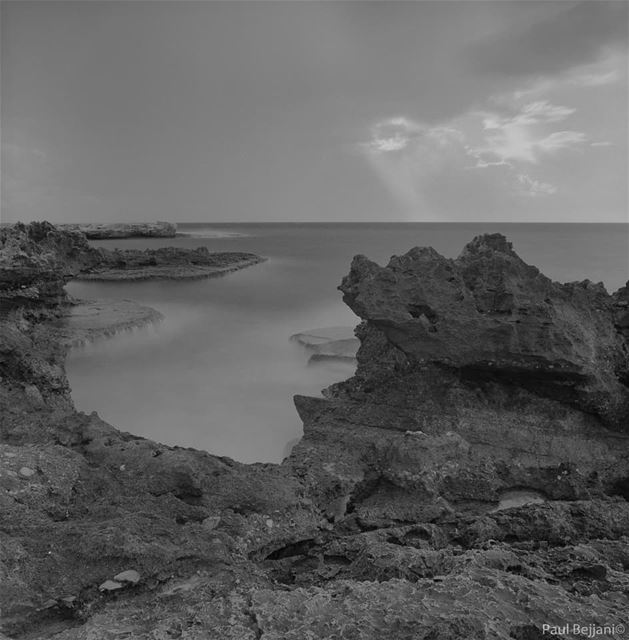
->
(264, 538, 317, 560)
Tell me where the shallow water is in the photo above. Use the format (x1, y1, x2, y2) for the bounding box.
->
(66, 223, 629, 463)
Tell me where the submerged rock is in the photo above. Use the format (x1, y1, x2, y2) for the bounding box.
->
(55, 299, 164, 347)
(291, 326, 359, 365)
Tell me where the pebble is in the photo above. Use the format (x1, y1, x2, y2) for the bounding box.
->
(202, 516, 221, 530)
(265, 518, 274, 528)
(113, 569, 141, 584)
(19, 467, 35, 478)
(99, 579, 123, 592)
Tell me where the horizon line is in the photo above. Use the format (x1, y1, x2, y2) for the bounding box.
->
(3, 220, 628, 226)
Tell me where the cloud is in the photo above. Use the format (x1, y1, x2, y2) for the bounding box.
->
(363, 118, 462, 215)
(468, 1, 628, 79)
(571, 68, 620, 88)
(361, 96, 589, 216)
(469, 100, 586, 165)
(361, 25, 625, 221)
(361, 113, 564, 219)
(537, 130, 587, 153)
(493, 52, 624, 105)
(516, 173, 557, 197)
(365, 117, 423, 153)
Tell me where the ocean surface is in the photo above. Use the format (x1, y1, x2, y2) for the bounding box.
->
(66, 223, 629, 463)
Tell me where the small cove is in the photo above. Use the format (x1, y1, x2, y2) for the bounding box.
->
(65, 222, 629, 463)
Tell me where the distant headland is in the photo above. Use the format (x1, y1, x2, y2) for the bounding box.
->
(58, 221, 177, 239)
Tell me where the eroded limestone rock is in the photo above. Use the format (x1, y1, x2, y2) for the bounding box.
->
(1, 231, 628, 639)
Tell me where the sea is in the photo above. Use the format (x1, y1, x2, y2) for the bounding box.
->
(65, 223, 629, 463)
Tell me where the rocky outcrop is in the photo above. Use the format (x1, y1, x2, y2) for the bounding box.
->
(54, 299, 164, 347)
(59, 221, 177, 239)
(279, 235, 629, 637)
(77, 246, 265, 281)
(1, 229, 628, 639)
(288, 235, 629, 515)
(0, 222, 94, 311)
(0, 222, 264, 310)
(338, 234, 629, 430)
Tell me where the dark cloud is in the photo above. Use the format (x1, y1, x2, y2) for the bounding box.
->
(468, 1, 628, 78)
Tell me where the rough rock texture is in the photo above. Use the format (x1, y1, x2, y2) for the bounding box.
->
(338, 234, 629, 430)
(0, 222, 94, 311)
(1, 229, 628, 639)
(58, 222, 177, 239)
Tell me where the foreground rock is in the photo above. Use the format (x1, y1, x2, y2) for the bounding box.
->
(1, 227, 628, 639)
(59, 222, 177, 239)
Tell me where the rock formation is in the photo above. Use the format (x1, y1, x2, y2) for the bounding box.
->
(0, 222, 94, 311)
(1, 227, 628, 639)
(58, 221, 177, 239)
(78, 245, 265, 281)
(54, 299, 164, 347)
(337, 234, 629, 430)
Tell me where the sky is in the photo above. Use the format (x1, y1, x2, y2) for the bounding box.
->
(1, 0, 627, 224)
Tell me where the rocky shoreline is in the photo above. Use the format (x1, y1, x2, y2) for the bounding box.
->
(54, 299, 164, 347)
(76, 246, 265, 281)
(58, 222, 177, 239)
(1, 222, 628, 639)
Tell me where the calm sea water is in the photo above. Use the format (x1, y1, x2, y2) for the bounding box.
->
(66, 223, 629, 463)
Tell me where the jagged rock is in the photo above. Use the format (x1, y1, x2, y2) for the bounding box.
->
(613, 281, 629, 343)
(0, 224, 265, 302)
(286, 237, 629, 542)
(338, 234, 629, 430)
(0, 221, 94, 310)
(59, 221, 177, 239)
